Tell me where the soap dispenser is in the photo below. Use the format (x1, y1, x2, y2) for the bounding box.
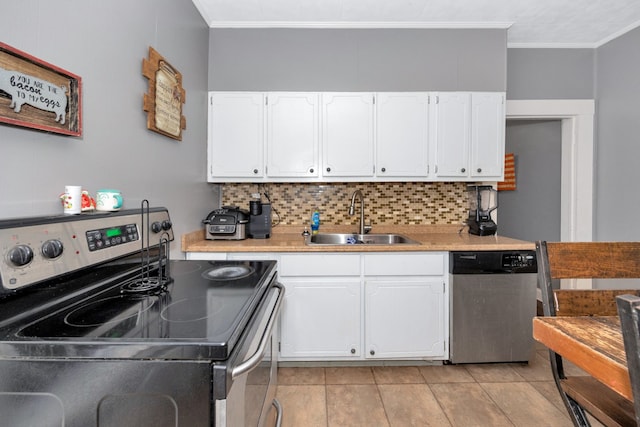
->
(311, 209, 320, 235)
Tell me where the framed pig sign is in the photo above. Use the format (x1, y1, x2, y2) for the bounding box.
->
(0, 42, 82, 136)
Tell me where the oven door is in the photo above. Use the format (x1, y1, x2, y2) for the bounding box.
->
(214, 282, 284, 427)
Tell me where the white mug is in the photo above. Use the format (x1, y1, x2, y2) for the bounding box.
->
(61, 185, 82, 214)
(96, 189, 123, 211)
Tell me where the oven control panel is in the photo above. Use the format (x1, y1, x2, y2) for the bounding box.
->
(86, 224, 139, 251)
(0, 208, 173, 292)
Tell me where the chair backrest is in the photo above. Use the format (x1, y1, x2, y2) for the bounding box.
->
(616, 294, 640, 425)
(537, 241, 640, 317)
(537, 241, 640, 426)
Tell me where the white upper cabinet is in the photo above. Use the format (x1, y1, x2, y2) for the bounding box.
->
(322, 93, 375, 178)
(434, 92, 505, 180)
(376, 92, 431, 178)
(433, 92, 472, 179)
(471, 92, 505, 179)
(208, 92, 264, 180)
(266, 93, 319, 178)
(207, 91, 505, 182)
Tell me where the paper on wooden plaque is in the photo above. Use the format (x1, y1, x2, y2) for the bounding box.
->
(142, 47, 186, 141)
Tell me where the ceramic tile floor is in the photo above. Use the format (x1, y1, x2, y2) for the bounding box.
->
(276, 345, 605, 427)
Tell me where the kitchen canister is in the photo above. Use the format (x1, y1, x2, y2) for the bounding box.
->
(96, 189, 123, 212)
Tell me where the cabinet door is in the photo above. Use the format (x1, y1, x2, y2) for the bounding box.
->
(208, 92, 264, 180)
(471, 92, 505, 179)
(434, 92, 471, 178)
(365, 279, 445, 359)
(376, 93, 430, 178)
(266, 93, 319, 178)
(322, 93, 375, 178)
(280, 279, 361, 359)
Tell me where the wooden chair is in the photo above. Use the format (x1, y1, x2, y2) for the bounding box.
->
(537, 241, 640, 427)
(616, 294, 640, 426)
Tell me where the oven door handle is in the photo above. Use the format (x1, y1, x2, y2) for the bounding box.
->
(231, 283, 284, 379)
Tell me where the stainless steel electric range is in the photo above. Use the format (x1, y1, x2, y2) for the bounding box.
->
(0, 206, 283, 427)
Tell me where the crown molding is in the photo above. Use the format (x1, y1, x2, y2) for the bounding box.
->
(206, 21, 513, 30)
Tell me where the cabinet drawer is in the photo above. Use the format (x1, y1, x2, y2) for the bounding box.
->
(227, 252, 279, 261)
(363, 253, 445, 276)
(185, 252, 227, 261)
(280, 253, 360, 276)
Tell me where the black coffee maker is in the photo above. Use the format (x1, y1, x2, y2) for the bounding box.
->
(467, 185, 498, 236)
(247, 200, 272, 239)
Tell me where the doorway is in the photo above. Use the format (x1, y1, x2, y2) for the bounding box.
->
(505, 100, 594, 243)
(505, 100, 595, 289)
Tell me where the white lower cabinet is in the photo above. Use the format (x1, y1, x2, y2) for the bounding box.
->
(365, 279, 445, 359)
(279, 252, 448, 361)
(363, 252, 447, 360)
(280, 278, 361, 359)
(278, 253, 361, 359)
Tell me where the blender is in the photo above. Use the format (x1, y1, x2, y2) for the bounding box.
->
(466, 185, 498, 236)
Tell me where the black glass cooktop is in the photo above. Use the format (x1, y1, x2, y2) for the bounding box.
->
(0, 260, 277, 360)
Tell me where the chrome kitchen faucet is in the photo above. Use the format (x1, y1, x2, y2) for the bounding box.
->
(348, 189, 370, 235)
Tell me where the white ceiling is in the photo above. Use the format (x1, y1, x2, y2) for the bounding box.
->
(192, 0, 640, 48)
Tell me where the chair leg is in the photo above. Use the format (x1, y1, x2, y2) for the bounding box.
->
(548, 351, 591, 427)
(565, 395, 592, 427)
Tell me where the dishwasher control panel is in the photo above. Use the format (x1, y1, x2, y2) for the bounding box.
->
(450, 250, 537, 274)
(501, 252, 536, 270)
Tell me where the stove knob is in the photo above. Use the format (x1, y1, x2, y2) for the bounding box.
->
(151, 222, 162, 233)
(161, 220, 172, 231)
(41, 239, 64, 259)
(7, 244, 34, 267)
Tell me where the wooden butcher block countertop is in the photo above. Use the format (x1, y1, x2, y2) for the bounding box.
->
(182, 224, 535, 253)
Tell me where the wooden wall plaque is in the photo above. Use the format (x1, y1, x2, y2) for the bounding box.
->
(498, 153, 516, 191)
(0, 41, 82, 136)
(142, 47, 186, 141)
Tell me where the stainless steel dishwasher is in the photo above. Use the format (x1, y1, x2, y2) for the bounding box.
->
(449, 251, 537, 364)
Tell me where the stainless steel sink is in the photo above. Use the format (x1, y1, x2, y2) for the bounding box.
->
(308, 233, 421, 246)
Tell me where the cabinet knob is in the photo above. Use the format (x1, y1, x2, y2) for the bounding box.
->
(351, 348, 356, 354)
(381, 167, 386, 173)
(461, 168, 466, 173)
(477, 168, 482, 173)
(370, 349, 375, 356)
(253, 169, 259, 174)
(309, 168, 314, 173)
(326, 167, 331, 173)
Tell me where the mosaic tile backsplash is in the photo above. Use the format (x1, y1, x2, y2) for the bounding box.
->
(221, 182, 471, 227)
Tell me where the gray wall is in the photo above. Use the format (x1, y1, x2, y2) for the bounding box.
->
(500, 120, 562, 242)
(507, 48, 595, 99)
(506, 27, 640, 243)
(209, 29, 507, 91)
(595, 26, 640, 241)
(0, 0, 213, 257)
